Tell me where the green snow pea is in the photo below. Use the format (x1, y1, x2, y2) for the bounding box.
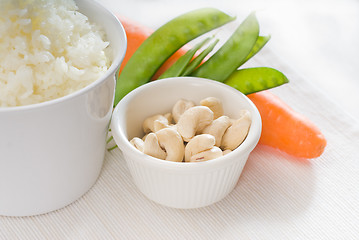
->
(114, 8, 235, 105)
(182, 38, 219, 76)
(224, 67, 289, 95)
(243, 35, 271, 63)
(158, 37, 211, 79)
(190, 12, 259, 82)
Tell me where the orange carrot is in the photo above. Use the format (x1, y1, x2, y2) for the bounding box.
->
(248, 90, 326, 158)
(116, 15, 190, 78)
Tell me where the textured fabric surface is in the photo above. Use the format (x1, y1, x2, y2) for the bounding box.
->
(1, 46, 358, 239)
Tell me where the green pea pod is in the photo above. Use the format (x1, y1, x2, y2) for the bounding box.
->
(182, 38, 219, 76)
(224, 67, 289, 95)
(243, 35, 271, 63)
(190, 12, 259, 82)
(114, 8, 236, 105)
(158, 37, 211, 79)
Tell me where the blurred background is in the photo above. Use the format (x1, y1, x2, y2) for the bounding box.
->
(100, 0, 359, 121)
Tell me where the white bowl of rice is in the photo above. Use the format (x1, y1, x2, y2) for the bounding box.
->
(0, 0, 126, 216)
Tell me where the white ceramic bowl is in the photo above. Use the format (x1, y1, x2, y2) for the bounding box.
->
(111, 77, 262, 209)
(0, 0, 126, 216)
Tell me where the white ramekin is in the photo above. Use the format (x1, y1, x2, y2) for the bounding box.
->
(0, 0, 126, 216)
(111, 77, 262, 209)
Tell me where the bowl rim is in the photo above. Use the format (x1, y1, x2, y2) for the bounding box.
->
(0, 0, 127, 113)
(111, 77, 262, 171)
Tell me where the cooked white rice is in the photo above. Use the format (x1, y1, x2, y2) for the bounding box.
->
(0, 0, 111, 107)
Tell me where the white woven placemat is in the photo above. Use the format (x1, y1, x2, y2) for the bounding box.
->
(1, 46, 358, 239)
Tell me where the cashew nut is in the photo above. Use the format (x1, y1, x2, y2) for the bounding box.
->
(142, 133, 148, 141)
(143, 114, 169, 134)
(129, 137, 144, 152)
(190, 146, 223, 162)
(201, 115, 231, 147)
(164, 112, 173, 123)
(155, 128, 184, 162)
(153, 119, 169, 132)
(200, 97, 223, 119)
(221, 110, 251, 150)
(184, 134, 215, 162)
(176, 106, 214, 142)
(153, 119, 178, 132)
(143, 133, 167, 160)
(223, 149, 232, 155)
(172, 99, 195, 123)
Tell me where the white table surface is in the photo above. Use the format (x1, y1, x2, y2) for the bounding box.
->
(1, 1, 359, 239)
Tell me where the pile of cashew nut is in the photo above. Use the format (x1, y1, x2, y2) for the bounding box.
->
(129, 97, 252, 162)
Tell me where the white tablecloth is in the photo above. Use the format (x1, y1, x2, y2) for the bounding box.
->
(1, 1, 359, 239)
